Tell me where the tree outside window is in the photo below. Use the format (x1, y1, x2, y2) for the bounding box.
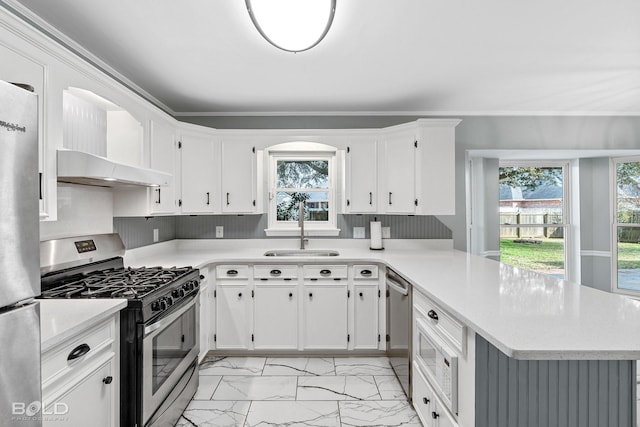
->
(614, 159, 640, 292)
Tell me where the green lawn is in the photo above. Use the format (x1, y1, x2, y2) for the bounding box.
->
(500, 238, 564, 272)
(618, 241, 640, 269)
(500, 238, 640, 272)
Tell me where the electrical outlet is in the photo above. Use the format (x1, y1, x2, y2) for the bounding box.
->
(216, 226, 224, 238)
(153, 228, 159, 243)
(382, 227, 391, 239)
(353, 227, 365, 239)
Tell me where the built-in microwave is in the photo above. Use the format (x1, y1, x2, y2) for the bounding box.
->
(415, 317, 458, 415)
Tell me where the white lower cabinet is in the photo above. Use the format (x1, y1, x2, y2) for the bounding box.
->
(353, 283, 379, 349)
(212, 263, 384, 353)
(303, 282, 348, 349)
(413, 361, 458, 427)
(41, 315, 119, 427)
(215, 283, 251, 349)
(254, 282, 298, 349)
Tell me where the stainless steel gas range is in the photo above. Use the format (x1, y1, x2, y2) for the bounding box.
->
(39, 234, 201, 427)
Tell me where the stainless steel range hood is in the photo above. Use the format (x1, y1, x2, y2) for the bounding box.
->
(57, 149, 173, 188)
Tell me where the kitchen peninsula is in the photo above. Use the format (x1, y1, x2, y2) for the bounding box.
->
(125, 238, 639, 427)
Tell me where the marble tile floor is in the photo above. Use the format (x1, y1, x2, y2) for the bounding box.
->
(176, 355, 421, 427)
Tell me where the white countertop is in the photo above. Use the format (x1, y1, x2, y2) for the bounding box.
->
(125, 238, 640, 360)
(39, 299, 127, 352)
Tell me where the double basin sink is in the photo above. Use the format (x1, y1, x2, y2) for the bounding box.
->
(263, 249, 340, 257)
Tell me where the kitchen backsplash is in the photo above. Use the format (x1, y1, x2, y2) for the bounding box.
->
(114, 214, 452, 249)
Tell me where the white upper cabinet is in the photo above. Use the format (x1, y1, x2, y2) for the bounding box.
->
(345, 138, 378, 213)
(415, 120, 459, 215)
(221, 140, 257, 213)
(148, 120, 178, 214)
(381, 130, 417, 214)
(179, 133, 220, 214)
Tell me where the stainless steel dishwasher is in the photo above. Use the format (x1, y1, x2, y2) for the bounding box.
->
(386, 267, 412, 401)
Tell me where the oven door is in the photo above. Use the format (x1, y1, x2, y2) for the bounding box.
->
(415, 318, 458, 414)
(142, 294, 199, 425)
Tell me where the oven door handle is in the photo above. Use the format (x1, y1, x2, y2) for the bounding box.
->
(144, 295, 197, 337)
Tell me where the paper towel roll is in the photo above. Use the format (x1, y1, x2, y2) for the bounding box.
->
(370, 221, 384, 250)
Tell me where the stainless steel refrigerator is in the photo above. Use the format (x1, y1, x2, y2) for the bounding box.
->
(0, 79, 42, 426)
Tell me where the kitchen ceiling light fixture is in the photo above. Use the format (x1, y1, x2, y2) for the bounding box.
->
(245, 0, 336, 53)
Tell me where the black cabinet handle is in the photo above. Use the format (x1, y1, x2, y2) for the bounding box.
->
(67, 343, 91, 361)
(369, 192, 372, 205)
(238, 292, 242, 298)
(288, 292, 293, 298)
(361, 269, 372, 276)
(270, 269, 281, 276)
(103, 376, 113, 385)
(320, 269, 331, 276)
(427, 309, 439, 321)
(227, 269, 238, 276)
(206, 192, 210, 205)
(39, 172, 43, 200)
(359, 292, 363, 297)
(309, 292, 313, 298)
(432, 411, 439, 419)
(226, 192, 230, 206)
(155, 188, 161, 204)
(389, 192, 392, 205)
(423, 397, 430, 404)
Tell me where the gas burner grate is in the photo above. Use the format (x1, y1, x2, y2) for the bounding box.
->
(40, 264, 195, 300)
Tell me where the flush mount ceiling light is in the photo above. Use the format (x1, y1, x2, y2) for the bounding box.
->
(245, 0, 337, 53)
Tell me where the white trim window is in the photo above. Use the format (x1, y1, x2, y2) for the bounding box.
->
(266, 149, 339, 236)
(612, 156, 640, 294)
(499, 161, 572, 280)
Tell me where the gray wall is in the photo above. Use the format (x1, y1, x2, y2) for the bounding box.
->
(579, 158, 612, 292)
(114, 214, 452, 249)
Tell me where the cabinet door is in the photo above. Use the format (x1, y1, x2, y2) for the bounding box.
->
(221, 141, 256, 213)
(416, 122, 457, 215)
(0, 45, 48, 219)
(180, 134, 219, 213)
(382, 133, 416, 214)
(353, 283, 379, 349)
(303, 283, 348, 349)
(149, 120, 177, 214)
(44, 358, 116, 427)
(346, 140, 377, 213)
(215, 283, 250, 349)
(254, 283, 297, 349)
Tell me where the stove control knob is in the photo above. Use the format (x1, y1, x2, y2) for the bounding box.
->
(185, 282, 194, 292)
(165, 296, 174, 306)
(194, 280, 200, 288)
(158, 299, 167, 311)
(151, 301, 161, 311)
(172, 288, 185, 298)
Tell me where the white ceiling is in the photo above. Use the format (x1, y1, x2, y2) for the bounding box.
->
(8, 0, 640, 116)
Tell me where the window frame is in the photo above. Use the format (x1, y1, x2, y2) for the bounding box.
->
(611, 156, 640, 296)
(498, 160, 573, 280)
(265, 150, 339, 236)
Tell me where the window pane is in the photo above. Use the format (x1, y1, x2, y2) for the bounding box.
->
(276, 191, 329, 221)
(499, 166, 563, 224)
(617, 227, 640, 291)
(276, 160, 329, 189)
(616, 161, 640, 224)
(499, 227, 565, 279)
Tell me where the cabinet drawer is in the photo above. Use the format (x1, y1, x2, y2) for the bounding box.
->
(42, 317, 115, 386)
(353, 265, 378, 279)
(254, 265, 298, 279)
(215, 265, 250, 279)
(303, 265, 348, 279)
(413, 361, 458, 427)
(414, 290, 465, 355)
